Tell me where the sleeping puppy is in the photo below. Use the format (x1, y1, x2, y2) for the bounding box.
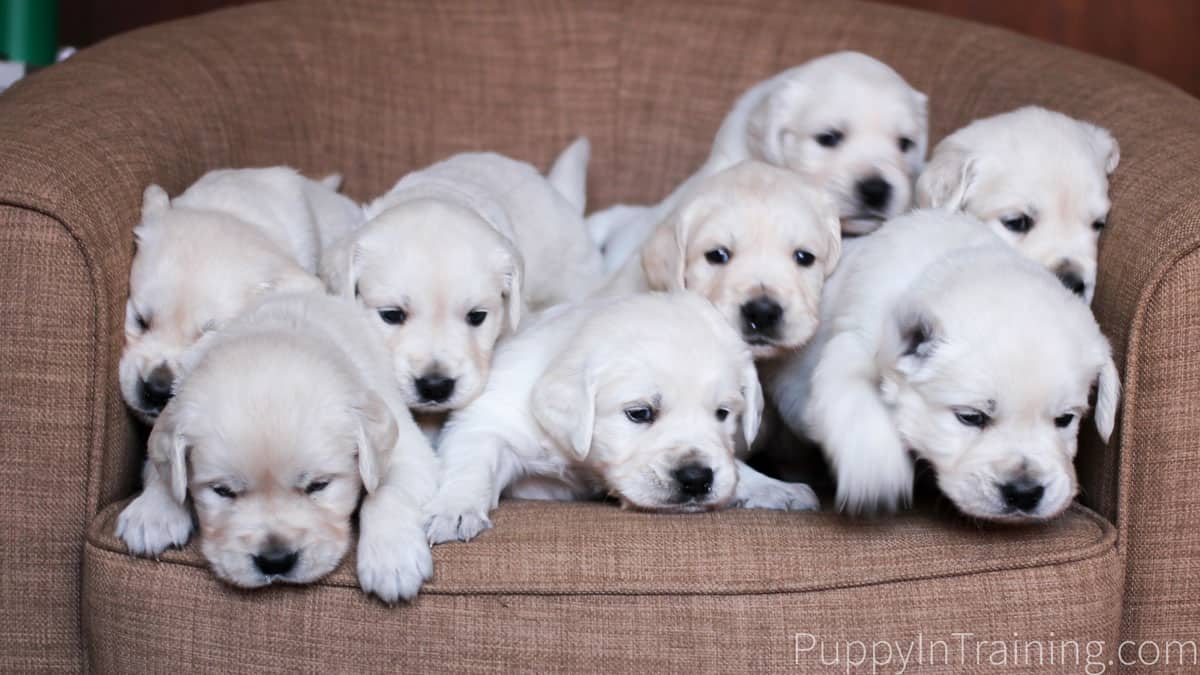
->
(916, 106, 1119, 302)
(116, 293, 439, 603)
(600, 161, 841, 360)
(424, 292, 818, 545)
(769, 210, 1120, 521)
(119, 167, 362, 423)
(589, 51, 927, 271)
(321, 140, 605, 425)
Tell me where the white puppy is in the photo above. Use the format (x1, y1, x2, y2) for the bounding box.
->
(116, 293, 438, 603)
(424, 292, 818, 544)
(321, 140, 605, 421)
(590, 51, 927, 271)
(769, 210, 1120, 521)
(119, 167, 363, 423)
(601, 161, 841, 360)
(916, 106, 1119, 303)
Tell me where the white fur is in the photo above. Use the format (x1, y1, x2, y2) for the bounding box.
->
(917, 106, 1119, 303)
(589, 51, 927, 271)
(769, 210, 1120, 521)
(424, 292, 817, 545)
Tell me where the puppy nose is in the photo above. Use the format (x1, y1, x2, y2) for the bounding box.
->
(1056, 269, 1087, 297)
(673, 463, 714, 498)
(415, 374, 456, 403)
(140, 364, 174, 412)
(1000, 479, 1045, 512)
(856, 176, 892, 211)
(253, 548, 298, 577)
(740, 297, 783, 333)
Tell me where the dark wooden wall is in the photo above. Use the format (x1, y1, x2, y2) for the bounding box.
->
(57, 0, 1200, 97)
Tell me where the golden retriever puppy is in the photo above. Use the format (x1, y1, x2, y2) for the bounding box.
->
(916, 106, 1120, 302)
(119, 167, 362, 423)
(116, 293, 438, 602)
(321, 141, 605, 426)
(424, 292, 818, 544)
(600, 161, 841, 360)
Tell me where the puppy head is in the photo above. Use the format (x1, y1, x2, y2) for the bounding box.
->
(747, 51, 928, 234)
(878, 249, 1119, 522)
(642, 162, 841, 359)
(532, 293, 762, 511)
(916, 106, 1119, 303)
(148, 331, 395, 587)
(120, 186, 324, 423)
(322, 199, 522, 413)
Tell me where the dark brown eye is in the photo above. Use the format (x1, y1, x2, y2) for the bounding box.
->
(715, 408, 730, 422)
(1092, 218, 1106, 232)
(212, 485, 236, 499)
(793, 249, 816, 267)
(705, 247, 731, 265)
(954, 409, 990, 428)
(898, 137, 915, 152)
(624, 406, 656, 424)
(1054, 413, 1075, 428)
(1001, 214, 1034, 234)
(466, 309, 487, 326)
(304, 479, 330, 494)
(378, 308, 407, 325)
(815, 130, 844, 148)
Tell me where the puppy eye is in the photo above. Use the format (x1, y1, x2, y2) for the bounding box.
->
(304, 479, 331, 494)
(793, 249, 816, 267)
(624, 405, 656, 424)
(898, 136, 915, 152)
(466, 309, 487, 327)
(814, 129, 844, 148)
(704, 247, 731, 265)
(378, 308, 407, 325)
(212, 484, 237, 499)
(953, 408, 991, 428)
(1054, 413, 1075, 428)
(1000, 214, 1034, 234)
(715, 407, 730, 422)
(1092, 218, 1107, 232)
(131, 309, 150, 332)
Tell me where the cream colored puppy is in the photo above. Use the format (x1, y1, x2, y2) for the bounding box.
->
(322, 141, 605, 420)
(424, 292, 818, 544)
(769, 210, 1120, 521)
(601, 161, 841, 360)
(917, 106, 1119, 303)
(590, 51, 927, 271)
(119, 167, 363, 423)
(116, 293, 438, 603)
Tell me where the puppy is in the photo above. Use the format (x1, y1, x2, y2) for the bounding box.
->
(769, 210, 1120, 521)
(119, 167, 362, 423)
(601, 161, 841, 361)
(321, 140, 605, 423)
(424, 292, 818, 544)
(916, 106, 1119, 302)
(589, 51, 927, 271)
(116, 293, 439, 602)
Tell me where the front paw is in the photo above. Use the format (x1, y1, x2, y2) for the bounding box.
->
(115, 492, 193, 557)
(832, 426, 914, 515)
(737, 480, 820, 512)
(357, 524, 433, 604)
(424, 497, 492, 544)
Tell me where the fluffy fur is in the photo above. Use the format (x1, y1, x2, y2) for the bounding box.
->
(916, 106, 1119, 302)
(769, 210, 1120, 521)
(116, 293, 439, 602)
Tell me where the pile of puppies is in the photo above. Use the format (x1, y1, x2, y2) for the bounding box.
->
(116, 51, 1121, 603)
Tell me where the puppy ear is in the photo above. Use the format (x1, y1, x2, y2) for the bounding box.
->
(643, 195, 708, 290)
(911, 89, 930, 165)
(890, 306, 940, 378)
(739, 356, 764, 447)
(531, 356, 596, 460)
(916, 142, 974, 211)
(1083, 123, 1121, 175)
(319, 233, 359, 297)
(1093, 356, 1121, 444)
(141, 184, 170, 218)
(746, 79, 805, 166)
(811, 187, 843, 276)
(354, 390, 398, 494)
(147, 402, 190, 504)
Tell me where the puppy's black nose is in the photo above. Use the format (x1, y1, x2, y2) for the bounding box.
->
(253, 548, 298, 577)
(415, 374, 456, 403)
(1000, 479, 1045, 512)
(673, 463, 714, 498)
(740, 297, 783, 334)
(856, 176, 892, 211)
(140, 364, 174, 412)
(1056, 270, 1087, 297)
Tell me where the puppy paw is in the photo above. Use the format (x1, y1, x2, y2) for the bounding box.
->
(424, 499, 492, 544)
(736, 480, 820, 512)
(357, 524, 433, 604)
(833, 425, 914, 514)
(115, 492, 193, 557)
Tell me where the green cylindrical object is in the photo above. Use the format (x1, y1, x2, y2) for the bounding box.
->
(1, 0, 59, 66)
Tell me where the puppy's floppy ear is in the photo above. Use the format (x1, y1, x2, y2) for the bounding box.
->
(1082, 122, 1121, 175)
(147, 402, 190, 504)
(915, 142, 974, 211)
(500, 244, 524, 333)
(747, 78, 806, 166)
(739, 355, 764, 447)
(141, 184, 170, 218)
(810, 187, 843, 276)
(353, 390, 398, 494)
(889, 304, 941, 379)
(643, 196, 707, 290)
(1093, 355, 1121, 444)
(911, 89, 931, 165)
(532, 355, 596, 460)
(319, 232, 359, 297)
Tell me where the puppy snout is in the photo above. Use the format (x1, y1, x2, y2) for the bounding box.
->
(253, 546, 299, 577)
(740, 296, 782, 335)
(855, 175, 892, 212)
(1054, 264, 1087, 297)
(999, 478, 1045, 513)
(415, 373, 456, 403)
(139, 363, 174, 412)
(673, 463, 714, 498)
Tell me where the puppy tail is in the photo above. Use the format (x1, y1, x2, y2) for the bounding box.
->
(547, 136, 590, 215)
(319, 173, 344, 191)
